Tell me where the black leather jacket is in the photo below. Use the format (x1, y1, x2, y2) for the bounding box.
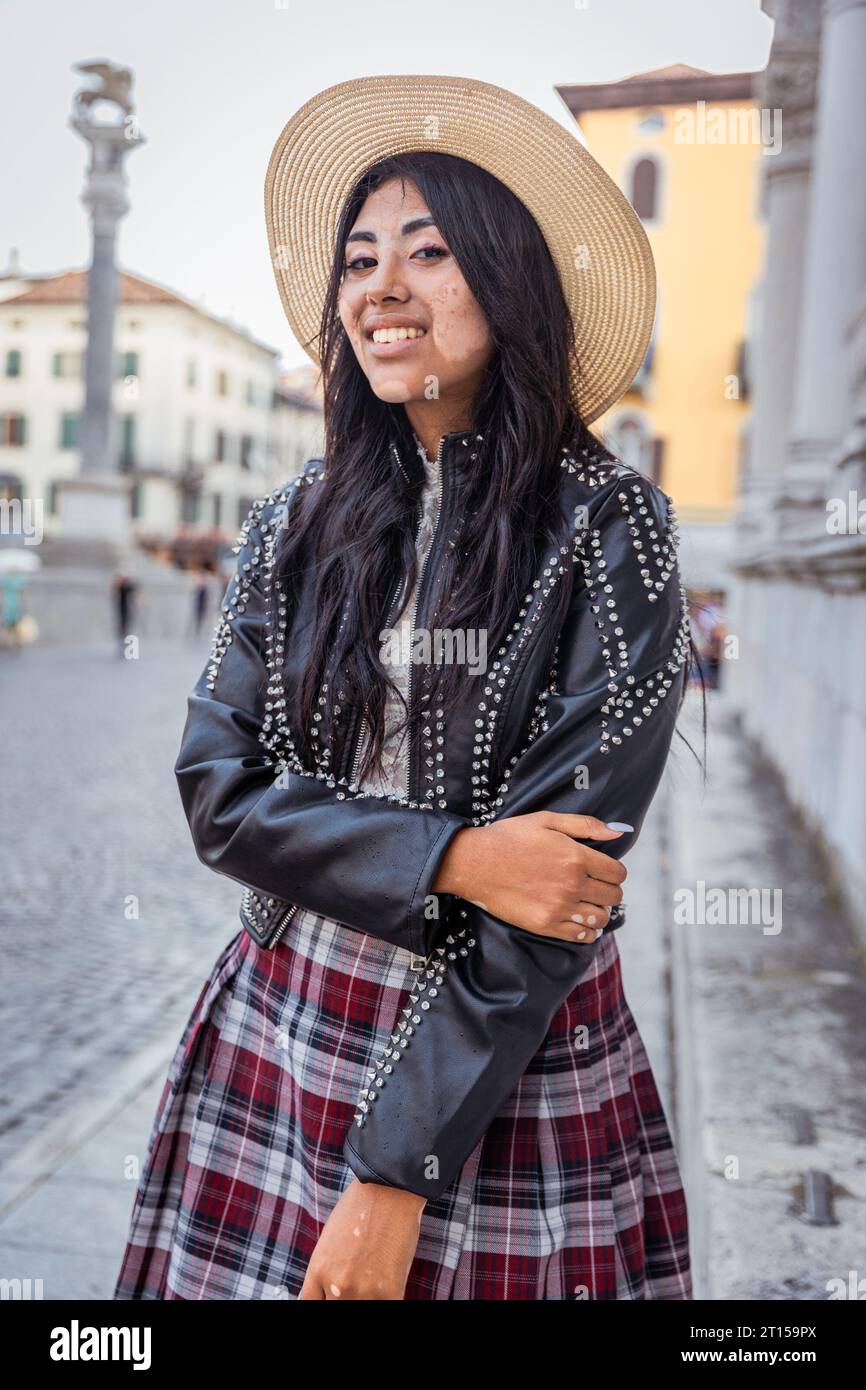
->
(174, 429, 691, 1200)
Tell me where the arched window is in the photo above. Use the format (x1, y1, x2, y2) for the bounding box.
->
(630, 157, 659, 221)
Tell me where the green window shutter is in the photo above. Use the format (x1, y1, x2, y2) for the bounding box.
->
(60, 413, 79, 448)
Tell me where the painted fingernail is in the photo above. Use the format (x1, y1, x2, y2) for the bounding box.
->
(571, 913, 584, 924)
(587, 915, 596, 926)
(576, 930, 587, 940)
(606, 821, 634, 832)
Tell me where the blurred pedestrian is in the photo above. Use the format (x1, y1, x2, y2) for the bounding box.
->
(111, 570, 137, 658)
(190, 565, 212, 638)
(691, 591, 726, 690)
(0, 569, 28, 652)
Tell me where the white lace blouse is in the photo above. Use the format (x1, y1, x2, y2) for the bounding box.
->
(357, 436, 443, 800)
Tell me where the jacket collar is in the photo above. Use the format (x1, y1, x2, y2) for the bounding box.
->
(391, 427, 484, 488)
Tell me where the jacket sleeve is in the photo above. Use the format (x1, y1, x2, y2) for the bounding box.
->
(343, 471, 692, 1198)
(174, 471, 470, 957)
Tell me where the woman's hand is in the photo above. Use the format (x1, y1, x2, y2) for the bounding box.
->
(432, 812, 629, 944)
(298, 1178, 426, 1300)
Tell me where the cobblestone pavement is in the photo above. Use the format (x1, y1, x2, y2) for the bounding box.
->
(0, 637, 243, 1165)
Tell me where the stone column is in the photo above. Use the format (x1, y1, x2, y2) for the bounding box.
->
(57, 62, 145, 554)
(781, 0, 866, 533)
(736, 0, 821, 550)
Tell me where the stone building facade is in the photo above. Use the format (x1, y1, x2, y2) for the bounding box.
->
(0, 265, 323, 560)
(730, 0, 866, 937)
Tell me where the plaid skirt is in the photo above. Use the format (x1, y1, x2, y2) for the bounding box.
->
(113, 909, 692, 1300)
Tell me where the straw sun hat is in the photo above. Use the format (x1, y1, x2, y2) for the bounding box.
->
(264, 74, 655, 424)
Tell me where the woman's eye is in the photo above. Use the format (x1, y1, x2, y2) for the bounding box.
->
(344, 256, 376, 272)
(414, 245, 448, 261)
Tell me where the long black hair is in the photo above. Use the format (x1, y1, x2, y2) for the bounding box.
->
(271, 151, 698, 779)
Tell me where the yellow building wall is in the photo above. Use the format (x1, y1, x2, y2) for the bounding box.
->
(577, 102, 765, 521)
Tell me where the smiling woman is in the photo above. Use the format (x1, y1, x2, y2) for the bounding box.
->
(113, 75, 696, 1303)
(282, 146, 597, 781)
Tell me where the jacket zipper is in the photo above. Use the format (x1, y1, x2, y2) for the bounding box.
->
(483, 539, 569, 798)
(266, 900, 298, 950)
(403, 433, 447, 793)
(240, 883, 298, 953)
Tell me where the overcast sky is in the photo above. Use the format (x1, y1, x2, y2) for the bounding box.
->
(0, 0, 772, 367)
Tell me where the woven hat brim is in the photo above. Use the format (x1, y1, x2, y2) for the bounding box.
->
(264, 74, 655, 424)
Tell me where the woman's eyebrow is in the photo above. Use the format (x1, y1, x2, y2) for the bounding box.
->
(401, 215, 436, 235)
(346, 215, 437, 245)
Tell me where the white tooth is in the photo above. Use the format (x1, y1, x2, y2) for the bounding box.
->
(372, 326, 425, 342)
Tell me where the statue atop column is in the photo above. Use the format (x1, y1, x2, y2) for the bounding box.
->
(73, 61, 135, 117)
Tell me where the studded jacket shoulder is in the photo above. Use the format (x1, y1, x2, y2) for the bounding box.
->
(174, 433, 692, 1199)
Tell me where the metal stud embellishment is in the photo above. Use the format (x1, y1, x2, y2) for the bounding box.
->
(205, 466, 323, 694)
(559, 446, 623, 486)
(250, 443, 454, 816)
(469, 555, 569, 825)
(487, 469, 691, 812)
(616, 482, 679, 603)
(576, 486, 691, 753)
(474, 640, 562, 825)
(468, 521, 581, 824)
(352, 912, 478, 1130)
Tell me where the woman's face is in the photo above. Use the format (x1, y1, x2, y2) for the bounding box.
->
(338, 177, 493, 406)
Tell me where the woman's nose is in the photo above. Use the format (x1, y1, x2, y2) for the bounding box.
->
(364, 249, 409, 303)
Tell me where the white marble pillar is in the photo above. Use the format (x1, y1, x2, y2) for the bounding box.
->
(783, 0, 866, 527)
(737, 0, 821, 548)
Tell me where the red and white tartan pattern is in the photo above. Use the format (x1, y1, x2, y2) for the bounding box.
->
(113, 912, 692, 1301)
